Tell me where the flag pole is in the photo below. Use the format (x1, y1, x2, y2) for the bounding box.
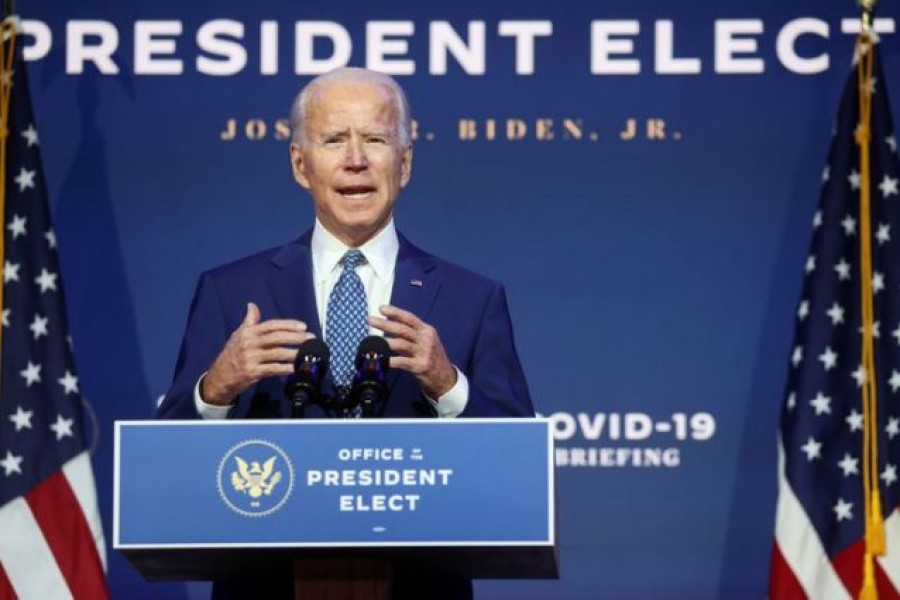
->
(854, 2, 885, 599)
(0, 1, 16, 391)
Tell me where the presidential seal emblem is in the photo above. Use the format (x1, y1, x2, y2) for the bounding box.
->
(217, 439, 294, 517)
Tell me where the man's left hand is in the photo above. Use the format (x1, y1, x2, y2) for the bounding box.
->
(368, 305, 457, 399)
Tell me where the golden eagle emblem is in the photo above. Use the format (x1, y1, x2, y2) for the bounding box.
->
(230, 456, 282, 507)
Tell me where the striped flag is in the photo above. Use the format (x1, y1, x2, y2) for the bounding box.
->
(0, 19, 109, 599)
(769, 40, 900, 599)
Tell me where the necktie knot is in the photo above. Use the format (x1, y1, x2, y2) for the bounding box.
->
(342, 250, 366, 271)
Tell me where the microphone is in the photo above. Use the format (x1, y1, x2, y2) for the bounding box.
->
(349, 336, 390, 417)
(285, 338, 330, 418)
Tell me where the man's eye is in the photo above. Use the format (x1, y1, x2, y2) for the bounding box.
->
(323, 137, 343, 145)
(367, 136, 388, 144)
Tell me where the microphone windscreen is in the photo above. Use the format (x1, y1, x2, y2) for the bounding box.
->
(293, 338, 330, 371)
(355, 336, 390, 368)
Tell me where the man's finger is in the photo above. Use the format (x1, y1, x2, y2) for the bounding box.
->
(377, 305, 424, 329)
(367, 315, 415, 339)
(252, 319, 308, 334)
(366, 315, 414, 337)
(248, 347, 304, 365)
(384, 336, 415, 356)
(252, 362, 297, 380)
(253, 330, 314, 349)
(388, 356, 417, 373)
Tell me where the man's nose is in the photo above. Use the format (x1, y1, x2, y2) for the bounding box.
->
(343, 139, 368, 171)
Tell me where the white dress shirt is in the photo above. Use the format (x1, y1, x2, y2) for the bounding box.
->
(194, 219, 468, 419)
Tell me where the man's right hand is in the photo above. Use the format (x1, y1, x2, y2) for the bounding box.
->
(201, 302, 313, 406)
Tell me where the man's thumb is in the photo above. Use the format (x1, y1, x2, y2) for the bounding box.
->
(243, 302, 261, 326)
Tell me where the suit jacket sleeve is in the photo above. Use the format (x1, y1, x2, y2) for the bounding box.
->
(458, 282, 534, 418)
(156, 272, 228, 419)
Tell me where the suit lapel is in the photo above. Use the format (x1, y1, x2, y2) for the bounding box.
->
(266, 230, 322, 339)
(387, 235, 440, 393)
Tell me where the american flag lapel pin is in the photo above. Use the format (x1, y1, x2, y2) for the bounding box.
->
(410, 279, 424, 288)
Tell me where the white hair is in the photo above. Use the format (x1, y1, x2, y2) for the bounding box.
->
(289, 68, 412, 147)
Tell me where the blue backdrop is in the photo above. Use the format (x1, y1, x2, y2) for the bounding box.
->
(19, 1, 900, 598)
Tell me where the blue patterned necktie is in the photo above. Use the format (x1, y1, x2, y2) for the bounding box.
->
(326, 250, 369, 403)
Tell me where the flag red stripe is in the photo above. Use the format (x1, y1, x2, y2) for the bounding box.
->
(876, 561, 900, 600)
(0, 562, 15, 600)
(769, 541, 808, 600)
(832, 539, 864, 597)
(831, 538, 900, 600)
(25, 470, 108, 599)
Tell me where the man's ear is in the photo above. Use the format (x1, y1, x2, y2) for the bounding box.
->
(289, 143, 311, 189)
(400, 145, 413, 187)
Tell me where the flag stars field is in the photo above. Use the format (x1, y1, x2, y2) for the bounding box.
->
(58, 370, 78, 395)
(887, 417, 900, 439)
(805, 255, 816, 274)
(48, 415, 74, 441)
(872, 272, 885, 294)
(833, 498, 853, 522)
(33, 267, 57, 293)
(841, 215, 857, 236)
(826, 303, 845, 325)
(3, 260, 19, 283)
(7, 406, 33, 432)
(20, 123, 37, 147)
(801, 437, 823, 461)
(798, 300, 810, 321)
(890, 370, 900, 393)
(792, 346, 804, 367)
(838, 454, 859, 477)
(13, 166, 34, 191)
(834, 259, 851, 280)
(851, 365, 867, 387)
(0, 451, 23, 477)
(19, 360, 41, 386)
(880, 174, 898, 198)
(787, 392, 797, 411)
(818, 348, 838, 371)
(857, 321, 879, 339)
(846, 409, 864, 432)
(29, 314, 48, 340)
(883, 465, 898, 487)
(6, 214, 25, 239)
(811, 392, 832, 415)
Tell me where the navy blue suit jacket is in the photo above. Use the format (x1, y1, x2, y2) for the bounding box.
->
(157, 229, 533, 421)
(156, 230, 533, 598)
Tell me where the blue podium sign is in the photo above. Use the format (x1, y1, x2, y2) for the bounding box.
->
(113, 419, 556, 579)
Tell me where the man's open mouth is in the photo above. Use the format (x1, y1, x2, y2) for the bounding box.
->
(337, 185, 376, 198)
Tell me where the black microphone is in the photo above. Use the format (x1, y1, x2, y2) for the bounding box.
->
(285, 338, 330, 418)
(349, 336, 390, 417)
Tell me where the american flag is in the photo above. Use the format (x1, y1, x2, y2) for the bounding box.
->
(0, 23, 108, 599)
(769, 44, 900, 599)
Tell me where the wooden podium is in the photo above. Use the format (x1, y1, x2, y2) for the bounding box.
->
(113, 419, 558, 598)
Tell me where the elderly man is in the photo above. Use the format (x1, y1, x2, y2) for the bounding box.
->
(156, 68, 533, 599)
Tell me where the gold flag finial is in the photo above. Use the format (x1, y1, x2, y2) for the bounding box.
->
(858, 0, 877, 36)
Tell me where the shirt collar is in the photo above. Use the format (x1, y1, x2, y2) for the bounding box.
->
(311, 219, 399, 282)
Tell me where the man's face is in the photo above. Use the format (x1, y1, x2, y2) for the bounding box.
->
(290, 81, 412, 247)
